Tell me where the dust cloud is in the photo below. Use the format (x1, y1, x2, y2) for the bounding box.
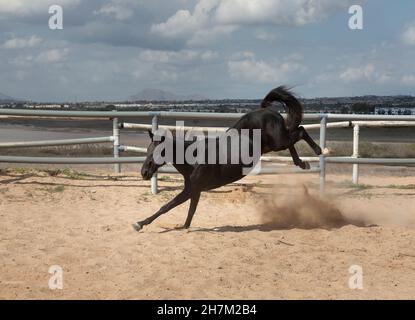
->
(259, 185, 366, 229)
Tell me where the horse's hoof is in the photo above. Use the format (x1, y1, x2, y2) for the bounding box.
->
(315, 146, 323, 156)
(322, 147, 331, 155)
(301, 161, 311, 170)
(132, 222, 143, 232)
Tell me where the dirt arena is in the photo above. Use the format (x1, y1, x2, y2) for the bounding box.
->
(0, 165, 414, 299)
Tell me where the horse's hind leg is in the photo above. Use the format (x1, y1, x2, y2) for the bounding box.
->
(297, 127, 322, 155)
(290, 127, 322, 155)
(133, 187, 191, 231)
(289, 146, 310, 170)
(183, 191, 201, 229)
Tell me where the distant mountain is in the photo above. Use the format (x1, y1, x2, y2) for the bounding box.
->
(129, 88, 206, 101)
(0, 92, 21, 102)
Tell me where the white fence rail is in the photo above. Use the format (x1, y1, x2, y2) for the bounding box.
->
(0, 108, 414, 194)
(0, 136, 114, 148)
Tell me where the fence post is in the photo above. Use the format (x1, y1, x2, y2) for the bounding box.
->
(319, 115, 327, 195)
(151, 115, 159, 195)
(112, 113, 121, 174)
(352, 124, 360, 184)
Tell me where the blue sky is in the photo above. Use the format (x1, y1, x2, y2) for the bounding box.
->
(0, 0, 415, 101)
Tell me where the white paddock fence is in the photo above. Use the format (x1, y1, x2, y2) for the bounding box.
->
(0, 109, 414, 194)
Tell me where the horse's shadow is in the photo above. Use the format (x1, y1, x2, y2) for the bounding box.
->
(158, 220, 371, 234)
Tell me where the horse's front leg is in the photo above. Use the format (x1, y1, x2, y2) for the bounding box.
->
(133, 187, 191, 231)
(183, 191, 201, 229)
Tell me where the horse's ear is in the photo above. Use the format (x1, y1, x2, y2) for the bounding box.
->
(148, 130, 154, 140)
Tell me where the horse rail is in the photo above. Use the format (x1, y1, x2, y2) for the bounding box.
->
(118, 145, 322, 162)
(0, 119, 412, 150)
(119, 119, 415, 167)
(118, 145, 148, 153)
(1, 108, 415, 121)
(0, 136, 114, 148)
(157, 165, 321, 175)
(0, 155, 321, 177)
(121, 120, 415, 133)
(1, 109, 415, 194)
(0, 156, 146, 164)
(1, 155, 412, 165)
(325, 157, 415, 164)
(122, 122, 226, 133)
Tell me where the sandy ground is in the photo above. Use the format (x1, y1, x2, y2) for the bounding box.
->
(0, 166, 414, 299)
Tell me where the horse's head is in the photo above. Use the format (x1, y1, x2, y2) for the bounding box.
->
(141, 130, 165, 180)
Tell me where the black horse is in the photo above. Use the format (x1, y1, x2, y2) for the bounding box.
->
(134, 86, 322, 231)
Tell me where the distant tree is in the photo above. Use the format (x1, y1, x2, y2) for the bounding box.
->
(104, 104, 116, 111)
(351, 102, 374, 114)
(340, 105, 350, 114)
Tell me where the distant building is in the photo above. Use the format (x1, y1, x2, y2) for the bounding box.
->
(375, 106, 414, 115)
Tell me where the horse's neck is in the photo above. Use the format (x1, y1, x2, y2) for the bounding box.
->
(169, 138, 196, 176)
(170, 138, 195, 165)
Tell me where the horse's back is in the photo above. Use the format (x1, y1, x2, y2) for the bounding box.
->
(231, 107, 288, 153)
(232, 107, 285, 131)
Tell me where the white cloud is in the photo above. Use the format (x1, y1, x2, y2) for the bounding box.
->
(200, 50, 219, 60)
(0, 0, 80, 15)
(215, 0, 349, 26)
(94, 0, 139, 21)
(2, 36, 43, 49)
(316, 63, 394, 85)
(151, 9, 199, 39)
(187, 25, 237, 46)
(402, 24, 415, 45)
(377, 73, 393, 84)
(230, 51, 256, 60)
(229, 59, 279, 83)
(151, 0, 351, 44)
(131, 48, 219, 83)
(339, 64, 375, 82)
(15, 70, 29, 81)
(10, 55, 36, 67)
(151, 0, 236, 45)
(255, 30, 277, 41)
(36, 49, 69, 63)
(401, 75, 415, 86)
(151, 0, 218, 36)
(228, 54, 306, 83)
(138, 49, 219, 64)
(12, 49, 69, 66)
(139, 49, 197, 63)
(132, 67, 178, 82)
(339, 64, 394, 84)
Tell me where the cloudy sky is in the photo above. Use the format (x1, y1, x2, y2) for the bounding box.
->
(1, 0, 415, 102)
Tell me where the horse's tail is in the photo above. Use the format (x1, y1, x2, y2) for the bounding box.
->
(260, 86, 303, 131)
